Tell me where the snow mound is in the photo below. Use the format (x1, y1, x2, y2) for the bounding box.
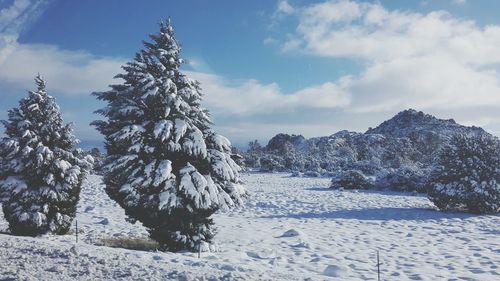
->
(246, 250, 277, 260)
(278, 229, 301, 238)
(323, 264, 348, 277)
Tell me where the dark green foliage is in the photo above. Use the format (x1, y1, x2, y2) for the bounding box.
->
(0, 75, 92, 236)
(92, 20, 245, 252)
(375, 166, 428, 192)
(330, 170, 374, 190)
(427, 134, 500, 213)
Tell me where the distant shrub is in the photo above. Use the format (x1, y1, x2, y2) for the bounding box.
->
(100, 237, 159, 252)
(375, 166, 427, 192)
(427, 134, 500, 214)
(303, 171, 321, 178)
(259, 155, 285, 172)
(88, 148, 105, 175)
(330, 170, 374, 190)
(347, 160, 382, 177)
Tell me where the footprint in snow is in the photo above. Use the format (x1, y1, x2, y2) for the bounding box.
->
(246, 250, 276, 260)
(291, 239, 310, 249)
(219, 264, 236, 271)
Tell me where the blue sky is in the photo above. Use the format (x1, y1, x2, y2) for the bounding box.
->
(1, 0, 500, 149)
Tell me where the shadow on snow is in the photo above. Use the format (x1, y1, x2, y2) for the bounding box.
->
(261, 207, 479, 221)
(304, 187, 428, 198)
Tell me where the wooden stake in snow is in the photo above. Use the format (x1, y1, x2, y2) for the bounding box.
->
(377, 250, 381, 281)
(75, 220, 78, 243)
(198, 242, 201, 259)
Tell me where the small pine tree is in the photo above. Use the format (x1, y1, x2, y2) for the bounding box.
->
(427, 134, 500, 214)
(92, 19, 246, 251)
(0, 75, 93, 235)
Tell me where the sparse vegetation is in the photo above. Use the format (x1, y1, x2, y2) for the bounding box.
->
(99, 237, 159, 252)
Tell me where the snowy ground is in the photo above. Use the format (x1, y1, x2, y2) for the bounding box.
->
(0, 172, 499, 280)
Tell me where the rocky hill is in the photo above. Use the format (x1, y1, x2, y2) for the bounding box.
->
(366, 109, 485, 137)
(243, 109, 492, 183)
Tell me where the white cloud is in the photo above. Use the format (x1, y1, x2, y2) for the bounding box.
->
(277, 0, 294, 15)
(263, 37, 278, 45)
(0, 42, 125, 95)
(0, 0, 125, 96)
(0, 47, 351, 143)
(0, 0, 30, 31)
(0, 0, 354, 144)
(301, 0, 361, 25)
(289, 1, 500, 65)
(188, 71, 350, 115)
(347, 56, 500, 112)
(0, 0, 126, 143)
(0, 0, 124, 96)
(0, 41, 125, 141)
(271, 0, 500, 137)
(0, 0, 47, 61)
(270, 0, 296, 26)
(0, 30, 126, 144)
(0, 0, 48, 35)
(452, 0, 466, 6)
(1, 0, 499, 145)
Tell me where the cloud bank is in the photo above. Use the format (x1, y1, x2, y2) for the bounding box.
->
(0, 43, 125, 95)
(274, 0, 500, 136)
(1, 0, 499, 146)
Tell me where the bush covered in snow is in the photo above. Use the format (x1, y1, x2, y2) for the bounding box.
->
(303, 171, 321, 178)
(243, 140, 263, 169)
(427, 134, 500, 214)
(92, 20, 246, 251)
(330, 170, 374, 190)
(375, 166, 428, 192)
(244, 111, 496, 197)
(243, 109, 494, 193)
(259, 154, 286, 172)
(88, 148, 105, 175)
(0, 75, 93, 236)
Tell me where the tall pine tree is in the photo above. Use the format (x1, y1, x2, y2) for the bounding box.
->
(92, 19, 246, 251)
(0, 75, 93, 235)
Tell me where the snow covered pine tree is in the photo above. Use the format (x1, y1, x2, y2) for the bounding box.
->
(92, 19, 246, 252)
(427, 133, 500, 214)
(0, 75, 93, 235)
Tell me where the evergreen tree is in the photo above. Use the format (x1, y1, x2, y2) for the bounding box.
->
(247, 140, 262, 153)
(92, 19, 246, 251)
(427, 134, 500, 213)
(0, 75, 93, 235)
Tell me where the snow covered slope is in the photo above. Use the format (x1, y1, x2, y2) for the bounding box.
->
(1, 173, 499, 280)
(365, 109, 486, 138)
(244, 109, 492, 175)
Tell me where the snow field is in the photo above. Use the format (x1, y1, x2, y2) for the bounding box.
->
(0, 172, 499, 280)
(219, 173, 499, 280)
